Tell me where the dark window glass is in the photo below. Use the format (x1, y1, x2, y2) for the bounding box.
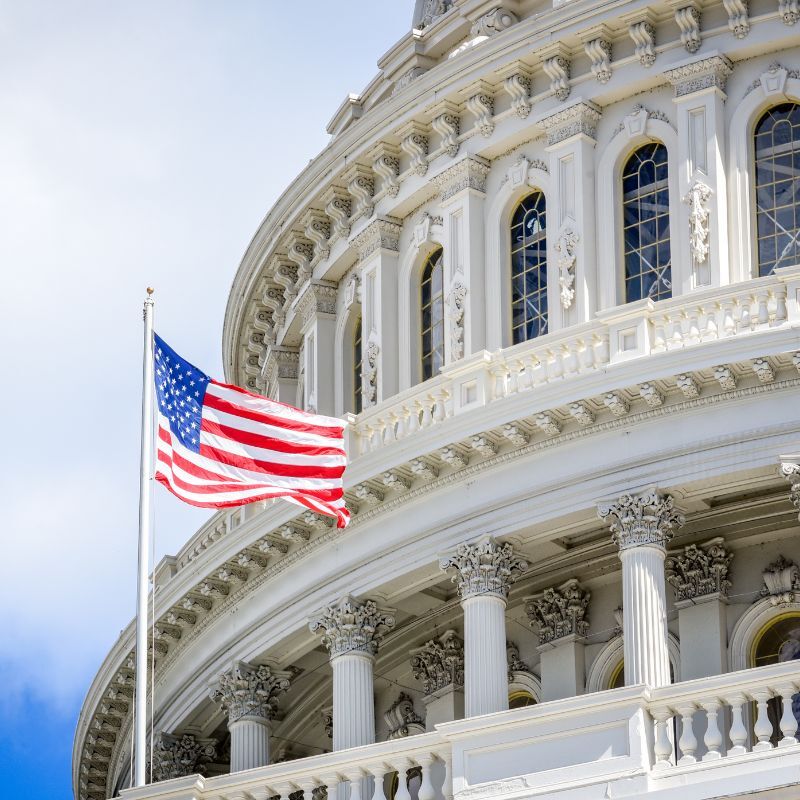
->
(353, 316, 362, 414)
(622, 143, 672, 303)
(510, 191, 548, 344)
(421, 248, 445, 380)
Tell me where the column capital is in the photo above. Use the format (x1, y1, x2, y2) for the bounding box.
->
(410, 629, 465, 695)
(665, 537, 733, 603)
(598, 489, 684, 551)
(309, 595, 395, 658)
(538, 100, 601, 147)
(525, 578, 590, 644)
(439, 536, 527, 600)
(351, 216, 402, 263)
(663, 53, 733, 98)
(208, 660, 293, 725)
(780, 456, 800, 518)
(432, 155, 490, 203)
(151, 732, 217, 782)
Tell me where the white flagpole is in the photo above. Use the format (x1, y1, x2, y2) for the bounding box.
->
(134, 287, 156, 787)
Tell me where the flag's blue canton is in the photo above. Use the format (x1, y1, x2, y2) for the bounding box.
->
(153, 333, 210, 453)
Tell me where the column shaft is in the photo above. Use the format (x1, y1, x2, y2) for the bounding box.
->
(621, 544, 671, 687)
(332, 651, 375, 750)
(463, 594, 508, 716)
(229, 717, 270, 772)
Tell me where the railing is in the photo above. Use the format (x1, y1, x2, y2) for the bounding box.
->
(352, 271, 797, 456)
(120, 662, 800, 800)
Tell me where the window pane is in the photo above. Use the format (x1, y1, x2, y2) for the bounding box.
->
(510, 191, 548, 344)
(420, 248, 445, 380)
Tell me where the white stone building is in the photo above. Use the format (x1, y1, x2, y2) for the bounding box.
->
(75, 2, 800, 799)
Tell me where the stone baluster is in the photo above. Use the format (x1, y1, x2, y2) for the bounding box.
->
(778, 683, 800, 746)
(751, 689, 775, 751)
(598, 490, 684, 688)
(676, 702, 698, 763)
(726, 693, 749, 755)
(651, 707, 674, 769)
(309, 596, 395, 751)
(702, 700, 724, 760)
(209, 660, 293, 773)
(440, 537, 527, 716)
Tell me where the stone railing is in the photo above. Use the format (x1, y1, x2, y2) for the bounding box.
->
(352, 271, 797, 456)
(120, 661, 800, 800)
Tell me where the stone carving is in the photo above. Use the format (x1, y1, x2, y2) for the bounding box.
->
(665, 538, 733, 601)
(209, 661, 292, 724)
(780, 0, 799, 24)
(273, 257, 299, 305)
(664, 55, 733, 97)
(526, 579, 590, 644)
(411, 458, 438, 480)
(287, 233, 314, 289)
(352, 217, 402, 262)
(440, 536, 528, 600)
(761, 556, 800, 605)
(355, 482, 383, 507)
(470, 7, 518, 38)
(676, 373, 700, 399)
(433, 156, 490, 202)
(639, 382, 664, 407)
(321, 705, 333, 739)
(611, 104, 672, 140)
(539, 102, 600, 146)
(780, 460, 800, 518)
(372, 143, 401, 198)
(400, 122, 429, 177)
(411, 630, 465, 694)
(432, 109, 460, 158)
(542, 50, 570, 102)
(303, 209, 331, 264)
(364, 337, 379, 406)
(502, 422, 529, 446)
(393, 67, 428, 95)
(683, 180, 712, 265)
(503, 71, 531, 118)
(417, 0, 452, 29)
(713, 365, 737, 390)
(309, 596, 395, 657)
(585, 37, 612, 84)
(752, 357, 775, 383)
(151, 732, 217, 782)
(383, 470, 410, 492)
(598, 490, 684, 550)
(535, 412, 561, 436)
(466, 89, 495, 138)
(323, 186, 351, 241)
(569, 401, 594, 427)
(628, 19, 656, 67)
(506, 641, 530, 679)
(722, 0, 749, 38)
(555, 228, 579, 309)
(384, 693, 424, 739)
(346, 164, 375, 221)
(471, 434, 497, 457)
(674, 4, 702, 52)
(604, 392, 630, 417)
(440, 446, 468, 469)
(449, 280, 467, 360)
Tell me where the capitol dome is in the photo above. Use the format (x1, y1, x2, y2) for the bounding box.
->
(76, 2, 800, 800)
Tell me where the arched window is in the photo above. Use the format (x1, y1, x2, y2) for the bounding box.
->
(754, 103, 800, 276)
(421, 248, 445, 380)
(353, 315, 362, 414)
(622, 143, 672, 303)
(508, 690, 536, 709)
(510, 191, 548, 343)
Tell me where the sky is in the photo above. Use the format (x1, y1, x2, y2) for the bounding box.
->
(0, 3, 409, 797)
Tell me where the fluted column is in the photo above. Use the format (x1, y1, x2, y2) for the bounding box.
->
(440, 537, 527, 717)
(309, 596, 395, 750)
(598, 490, 684, 688)
(208, 660, 292, 773)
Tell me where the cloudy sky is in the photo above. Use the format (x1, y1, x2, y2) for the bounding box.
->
(0, 2, 409, 796)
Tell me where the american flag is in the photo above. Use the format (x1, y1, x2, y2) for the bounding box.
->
(152, 334, 350, 528)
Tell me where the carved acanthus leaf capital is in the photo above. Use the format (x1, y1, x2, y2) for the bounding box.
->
(664, 54, 733, 98)
(309, 596, 395, 658)
(351, 217, 402, 262)
(150, 732, 217, 782)
(539, 101, 601, 147)
(665, 537, 733, 602)
(432, 156, 490, 202)
(525, 578, 590, 644)
(384, 693, 424, 739)
(598, 490, 684, 551)
(410, 629, 464, 694)
(209, 660, 293, 724)
(440, 536, 527, 600)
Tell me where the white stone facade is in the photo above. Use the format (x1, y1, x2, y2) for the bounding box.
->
(75, 2, 800, 800)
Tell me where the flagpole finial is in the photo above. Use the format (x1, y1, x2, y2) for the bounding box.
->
(146, 287, 154, 296)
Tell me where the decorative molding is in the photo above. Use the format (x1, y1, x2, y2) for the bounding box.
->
(604, 392, 630, 417)
(383, 693, 424, 739)
(525, 578, 590, 644)
(150, 733, 217, 782)
(297, 283, 337, 328)
(351, 217, 402, 262)
(780, 459, 800, 518)
(683, 180, 712, 265)
(586, 36, 612, 84)
(664, 54, 733, 97)
(322, 185, 352, 241)
(506, 641, 531, 680)
(761, 556, 800, 605)
(744, 63, 800, 98)
(539, 101, 600, 146)
(625, 12, 657, 68)
(393, 66, 429, 96)
(503, 69, 531, 118)
(412, 211, 442, 249)
(780, 0, 799, 25)
(399, 121, 430, 177)
(208, 660, 292, 724)
(639, 382, 664, 407)
(321, 705, 333, 739)
(439, 445, 469, 468)
(309, 596, 395, 658)
(541, 43, 571, 102)
(471, 434, 497, 457)
(364, 336, 379, 406)
(449, 280, 468, 361)
(371, 142, 401, 198)
(611, 104, 673, 141)
(470, 7, 518, 38)
(714, 365, 737, 390)
(465, 85, 495, 138)
(303, 208, 331, 265)
(439, 536, 527, 600)
(569, 401, 594, 427)
(410, 630, 465, 694)
(433, 156, 490, 203)
(416, 0, 453, 29)
(535, 412, 561, 436)
(722, 0, 749, 38)
(555, 227, 579, 309)
(665, 537, 733, 601)
(502, 422, 529, 446)
(345, 163, 375, 221)
(431, 104, 461, 158)
(752, 357, 775, 383)
(676, 373, 700, 399)
(598, 489, 685, 551)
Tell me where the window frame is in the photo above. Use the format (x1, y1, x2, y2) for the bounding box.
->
(420, 247, 446, 383)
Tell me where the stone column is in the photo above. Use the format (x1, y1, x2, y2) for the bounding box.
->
(598, 490, 684, 688)
(309, 596, 395, 750)
(411, 629, 465, 729)
(440, 537, 527, 717)
(526, 578, 590, 701)
(209, 660, 293, 773)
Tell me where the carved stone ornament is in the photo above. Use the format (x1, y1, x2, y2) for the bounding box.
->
(525, 578, 590, 644)
(470, 7, 518, 38)
(598, 490, 685, 551)
(506, 640, 530, 679)
(432, 106, 460, 158)
(665, 538, 733, 602)
(399, 121, 430, 177)
(503, 70, 531, 118)
(410, 630, 465, 694)
(344, 271, 361, 310)
(555, 227, 579, 309)
(309, 596, 395, 658)
(372, 142, 401, 196)
(683, 180, 712, 264)
(664, 54, 733, 98)
(761, 556, 800, 605)
(208, 660, 292, 725)
(539, 101, 601, 147)
(449, 280, 468, 360)
(150, 732, 217, 782)
(321, 705, 333, 739)
(780, 0, 800, 24)
(365, 336, 379, 406)
(780, 459, 800, 518)
(722, 0, 749, 38)
(416, 0, 452, 29)
(433, 156, 490, 203)
(627, 18, 656, 67)
(412, 212, 441, 249)
(541, 45, 570, 102)
(584, 36, 612, 84)
(440, 536, 528, 600)
(352, 217, 402, 262)
(674, 4, 702, 53)
(384, 693, 425, 739)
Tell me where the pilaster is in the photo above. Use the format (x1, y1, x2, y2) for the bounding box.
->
(411, 630, 465, 729)
(296, 282, 337, 415)
(262, 346, 299, 405)
(664, 54, 733, 292)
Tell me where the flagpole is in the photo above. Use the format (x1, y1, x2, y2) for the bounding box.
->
(134, 287, 155, 787)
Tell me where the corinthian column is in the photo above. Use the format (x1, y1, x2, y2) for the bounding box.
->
(440, 537, 527, 717)
(598, 490, 684, 688)
(309, 596, 395, 750)
(209, 660, 292, 773)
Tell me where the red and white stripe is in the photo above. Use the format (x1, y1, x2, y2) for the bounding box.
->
(154, 381, 350, 528)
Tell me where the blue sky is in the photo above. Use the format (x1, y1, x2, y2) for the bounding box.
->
(0, 2, 409, 797)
